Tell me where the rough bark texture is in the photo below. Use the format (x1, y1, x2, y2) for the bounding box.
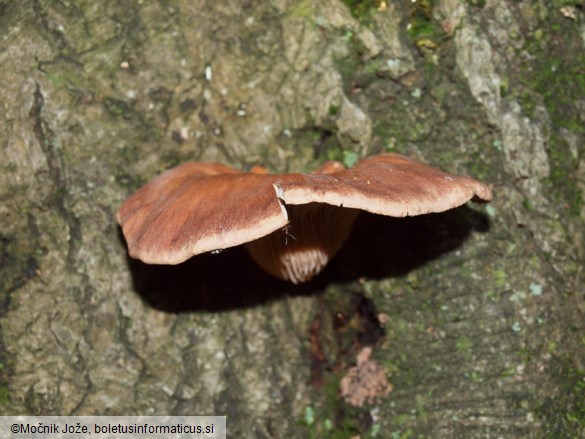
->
(1, 0, 584, 437)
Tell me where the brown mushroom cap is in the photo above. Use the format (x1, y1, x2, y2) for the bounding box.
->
(117, 154, 492, 283)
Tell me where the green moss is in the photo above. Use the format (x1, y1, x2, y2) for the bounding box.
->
(522, 198, 534, 212)
(103, 96, 132, 118)
(333, 33, 366, 95)
(289, 0, 313, 20)
(470, 370, 483, 383)
(112, 166, 138, 189)
(494, 268, 507, 288)
(389, 428, 416, 439)
(407, 20, 436, 43)
(328, 104, 340, 116)
(42, 62, 88, 91)
(314, 129, 344, 163)
(466, 0, 487, 8)
(341, 0, 378, 24)
(342, 151, 359, 168)
(455, 336, 473, 354)
(149, 126, 164, 141)
(501, 366, 517, 377)
(539, 358, 585, 434)
(301, 289, 390, 438)
(47, 73, 67, 87)
(543, 136, 584, 217)
(300, 373, 365, 439)
(0, 387, 9, 405)
(406, 0, 443, 53)
(515, 22, 585, 217)
(0, 352, 11, 406)
(518, 92, 538, 118)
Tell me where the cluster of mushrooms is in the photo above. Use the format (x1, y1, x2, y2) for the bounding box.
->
(117, 154, 492, 284)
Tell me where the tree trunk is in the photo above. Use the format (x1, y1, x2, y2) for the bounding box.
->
(1, 0, 583, 437)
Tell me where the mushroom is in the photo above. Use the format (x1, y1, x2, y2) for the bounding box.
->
(117, 154, 492, 284)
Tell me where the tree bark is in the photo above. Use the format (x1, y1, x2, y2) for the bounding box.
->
(1, 0, 583, 437)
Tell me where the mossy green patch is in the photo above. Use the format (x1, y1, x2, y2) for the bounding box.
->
(456, 336, 473, 354)
(494, 268, 507, 288)
(301, 373, 374, 439)
(0, 351, 11, 406)
(406, 0, 444, 54)
(539, 358, 585, 434)
(289, 0, 313, 20)
(333, 32, 367, 96)
(342, 151, 359, 168)
(341, 0, 378, 25)
(515, 20, 585, 217)
(466, 0, 487, 8)
(103, 96, 132, 118)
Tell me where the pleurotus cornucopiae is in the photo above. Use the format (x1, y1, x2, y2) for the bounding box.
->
(117, 154, 492, 284)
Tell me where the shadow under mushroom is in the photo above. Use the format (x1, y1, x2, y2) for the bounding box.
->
(116, 153, 492, 312)
(121, 204, 490, 313)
